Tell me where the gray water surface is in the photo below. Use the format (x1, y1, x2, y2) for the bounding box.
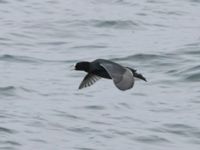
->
(1, 0, 200, 150)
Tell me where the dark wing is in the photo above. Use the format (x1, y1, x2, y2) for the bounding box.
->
(79, 73, 101, 89)
(100, 62, 134, 91)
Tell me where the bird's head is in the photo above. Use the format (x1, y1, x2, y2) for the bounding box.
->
(75, 61, 90, 72)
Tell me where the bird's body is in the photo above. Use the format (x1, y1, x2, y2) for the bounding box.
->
(75, 59, 146, 91)
(89, 59, 112, 79)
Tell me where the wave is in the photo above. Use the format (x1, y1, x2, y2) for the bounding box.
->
(93, 20, 139, 29)
(111, 53, 177, 65)
(167, 64, 200, 82)
(0, 126, 16, 134)
(110, 52, 200, 84)
(0, 54, 40, 64)
(185, 72, 200, 82)
(0, 86, 42, 97)
(62, 19, 139, 30)
(0, 86, 16, 97)
(0, 86, 15, 91)
(0, 54, 76, 64)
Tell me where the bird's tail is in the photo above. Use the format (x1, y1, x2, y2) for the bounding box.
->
(127, 67, 147, 82)
(134, 72, 147, 82)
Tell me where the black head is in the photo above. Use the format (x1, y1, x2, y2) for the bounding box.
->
(75, 61, 90, 72)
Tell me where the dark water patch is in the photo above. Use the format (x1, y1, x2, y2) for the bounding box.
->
(14, 43, 36, 47)
(37, 41, 68, 46)
(93, 20, 139, 30)
(93, 0, 137, 6)
(112, 53, 171, 62)
(74, 92, 94, 97)
(19, 87, 35, 93)
(190, 0, 200, 3)
(147, 0, 168, 4)
(54, 110, 84, 120)
(191, 96, 200, 103)
(164, 123, 193, 129)
(18, 86, 58, 97)
(183, 49, 200, 55)
(0, 86, 15, 91)
(67, 126, 100, 134)
(153, 10, 185, 16)
(100, 133, 113, 139)
(90, 121, 113, 126)
(152, 23, 169, 28)
(0, 127, 16, 134)
(186, 65, 200, 72)
(29, 139, 47, 143)
(74, 147, 94, 150)
(0, 0, 8, 4)
(114, 0, 137, 6)
(171, 64, 200, 82)
(112, 53, 181, 74)
(108, 129, 133, 136)
(71, 45, 107, 50)
(0, 54, 40, 64)
(109, 116, 140, 123)
(159, 123, 200, 138)
(2, 141, 21, 146)
(0, 37, 10, 41)
(10, 32, 35, 40)
(43, 122, 66, 131)
(0, 86, 43, 97)
(0, 54, 77, 64)
(180, 43, 200, 56)
(0, 115, 7, 118)
(26, 120, 45, 128)
(134, 135, 170, 144)
(0, 86, 16, 97)
(133, 92, 147, 97)
(136, 12, 148, 16)
(174, 65, 200, 74)
(17, 86, 53, 97)
(118, 102, 131, 109)
(84, 105, 106, 110)
(133, 135, 171, 144)
(0, 147, 15, 150)
(149, 108, 176, 113)
(184, 72, 200, 82)
(57, 19, 139, 30)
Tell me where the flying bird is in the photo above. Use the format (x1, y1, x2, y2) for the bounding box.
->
(74, 59, 146, 91)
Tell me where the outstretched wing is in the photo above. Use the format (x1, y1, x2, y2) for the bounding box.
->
(79, 73, 101, 89)
(100, 62, 134, 91)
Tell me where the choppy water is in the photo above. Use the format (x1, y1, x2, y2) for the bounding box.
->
(0, 0, 200, 149)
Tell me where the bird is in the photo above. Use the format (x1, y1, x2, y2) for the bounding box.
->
(74, 59, 147, 91)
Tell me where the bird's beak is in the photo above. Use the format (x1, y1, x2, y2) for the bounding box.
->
(69, 64, 75, 71)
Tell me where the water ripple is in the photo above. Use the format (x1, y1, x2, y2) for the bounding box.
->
(0, 127, 16, 134)
(0, 54, 76, 64)
(93, 20, 139, 29)
(83, 105, 106, 110)
(185, 72, 200, 82)
(0, 86, 16, 97)
(67, 126, 101, 134)
(74, 147, 94, 150)
(134, 135, 171, 144)
(151, 123, 200, 140)
(0, 54, 40, 64)
(0, 0, 7, 4)
(112, 53, 172, 62)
